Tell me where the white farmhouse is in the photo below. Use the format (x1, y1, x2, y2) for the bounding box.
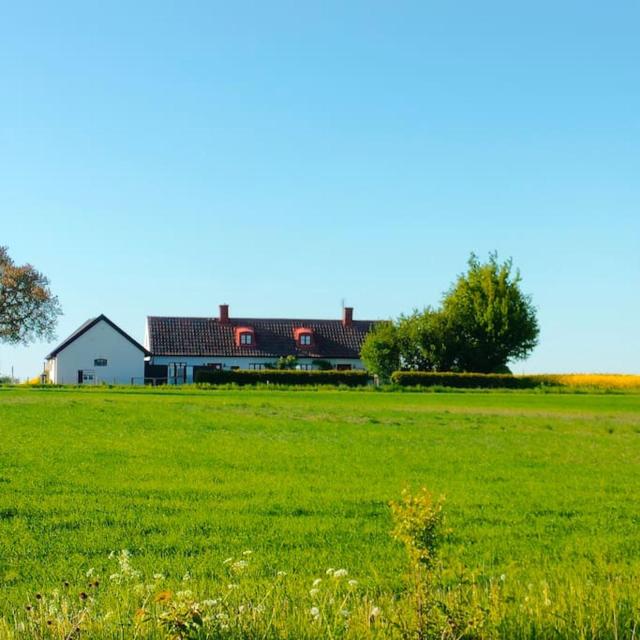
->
(144, 304, 375, 384)
(44, 306, 377, 385)
(44, 315, 149, 384)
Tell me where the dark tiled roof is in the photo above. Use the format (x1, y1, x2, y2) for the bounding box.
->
(147, 316, 377, 359)
(46, 314, 150, 359)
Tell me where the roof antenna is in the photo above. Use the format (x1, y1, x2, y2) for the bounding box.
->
(341, 298, 345, 311)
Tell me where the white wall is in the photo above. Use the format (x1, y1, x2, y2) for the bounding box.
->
(49, 320, 145, 385)
(150, 355, 365, 383)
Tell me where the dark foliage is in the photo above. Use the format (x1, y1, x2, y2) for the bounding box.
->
(194, 369, 371, 386)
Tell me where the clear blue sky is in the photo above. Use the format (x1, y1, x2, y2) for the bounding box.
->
(1, 1, 638, 379)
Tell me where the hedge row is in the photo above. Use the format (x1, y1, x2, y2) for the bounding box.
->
(390, 371, 560, 389)
(194, 369, 371, 387)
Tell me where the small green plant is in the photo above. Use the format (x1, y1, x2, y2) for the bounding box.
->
(390, 488, 445, 568)
(390, 488, 487, 640)
(276, 355, 299, 370)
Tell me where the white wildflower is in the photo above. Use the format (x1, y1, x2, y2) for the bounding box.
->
(326, 568, 335, 576)
(312, 578, 322, 587)
(333, 569, 348, 578)
(348, 579, 358, 587)
(227, 583, 239, 590)
(202, 599, 218, 607)
(86, 568, 95, 578)
(232, 560, 248, 572)
(309, 588, 320, 597)
(370, 606, 381, 619)
(242, 550, 253, 556)
(277, 571, 287, 577)
(153, 573, 165, 581)
(182, 572, 191, 582)
(223, 557, 234, 565)
(310, 606, 320, 619)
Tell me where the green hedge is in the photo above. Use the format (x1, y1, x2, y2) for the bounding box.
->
(194, 369, 371, 387)
(390, 371, 559, 389)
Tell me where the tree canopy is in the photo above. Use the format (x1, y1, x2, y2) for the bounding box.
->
(441, 253, 539, 373)
(360, 253, 539, 376)
(0, 246, 62, 345)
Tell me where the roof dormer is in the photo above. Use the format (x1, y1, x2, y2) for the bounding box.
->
(235, 326, 255, 347)
(294, 327, 314, 348)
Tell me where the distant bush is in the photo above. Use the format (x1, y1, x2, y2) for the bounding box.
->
(390, 371, 640, 390)
(390, 371, 556, 389)
(195, 369, 371, 387)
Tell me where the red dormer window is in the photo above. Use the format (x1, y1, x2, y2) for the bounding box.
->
(294, 327, 313, 348)
(235, 327, 255, 347)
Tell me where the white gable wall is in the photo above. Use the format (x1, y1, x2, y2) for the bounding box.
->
(49, 320, 145, 385)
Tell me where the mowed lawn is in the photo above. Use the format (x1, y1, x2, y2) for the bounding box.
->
(1, 387, 640, 612)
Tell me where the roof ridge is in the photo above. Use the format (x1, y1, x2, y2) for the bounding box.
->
(147, 316, 376, 322)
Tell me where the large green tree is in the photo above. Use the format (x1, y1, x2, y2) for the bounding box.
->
(397, 308, 459, 372)
(0, 246, 62, 345)
(441, 253, 539, 372)
(360, 253, 539, 377)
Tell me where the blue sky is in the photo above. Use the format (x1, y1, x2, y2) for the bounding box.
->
(1, 1, 638, 378)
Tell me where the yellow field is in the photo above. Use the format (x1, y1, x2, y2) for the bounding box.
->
(541, 373, 640, 390)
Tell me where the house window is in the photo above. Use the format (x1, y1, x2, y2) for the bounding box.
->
(206, 363, 223, 370)
(298, 363, 312, 370)
(168, 363, 187, 384)
(294, 327, 313, 346)
(94, 358, 108, 367)
(336, 364, 352, 371)
(235, 326, 256, 347)
(249, 363, 267, 370)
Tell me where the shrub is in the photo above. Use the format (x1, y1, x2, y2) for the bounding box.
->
(276, 355, 298, 370)
(390, 488, 488, 639)
(195, 369, 371, 387)
(390, 371, 556, 389)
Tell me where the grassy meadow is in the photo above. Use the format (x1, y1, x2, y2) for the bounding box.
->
(1, 386, 640, 638)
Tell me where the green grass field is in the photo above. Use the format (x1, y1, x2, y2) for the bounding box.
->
(1, 387, 640, 638)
